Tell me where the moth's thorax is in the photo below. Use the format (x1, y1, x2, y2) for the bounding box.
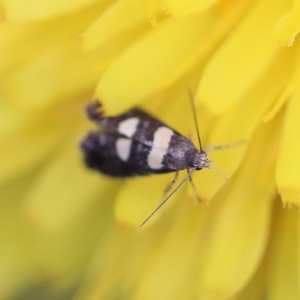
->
(186, 150, 211, 170)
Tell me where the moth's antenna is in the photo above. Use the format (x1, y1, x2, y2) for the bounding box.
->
(187, 89, 203, 152)
(139, 169, 195, 227)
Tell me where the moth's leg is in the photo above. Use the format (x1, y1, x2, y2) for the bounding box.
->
(186, 168, 200, 202)
(86, 100, 105, 123)
(163, 171, 179, 195)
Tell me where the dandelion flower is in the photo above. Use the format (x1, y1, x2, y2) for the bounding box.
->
(1, 0, 300, 299)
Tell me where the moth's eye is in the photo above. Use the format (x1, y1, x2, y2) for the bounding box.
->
(196, 167, 202, 171)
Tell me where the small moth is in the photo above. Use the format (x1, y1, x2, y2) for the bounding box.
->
(81, 98, 217, 226)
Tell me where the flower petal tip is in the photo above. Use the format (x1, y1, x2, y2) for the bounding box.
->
(279, 188, 300, 207)
(274, 12, 300, 47)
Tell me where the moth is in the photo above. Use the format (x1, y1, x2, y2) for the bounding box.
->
(81, 98, 225, 226)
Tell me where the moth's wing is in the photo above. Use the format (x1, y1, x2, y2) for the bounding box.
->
(84, 102, 194, 175)
(86, 101, 181, 146)
(81, 131, 160, 177)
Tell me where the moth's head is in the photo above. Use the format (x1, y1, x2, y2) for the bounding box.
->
(191, 150, 212, 170)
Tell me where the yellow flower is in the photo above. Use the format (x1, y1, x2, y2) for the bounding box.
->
(1, 0, 300, 299)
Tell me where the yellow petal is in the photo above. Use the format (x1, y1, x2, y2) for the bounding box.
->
(2, 0, 100, 21)
(5, 42, 102, 109)
(276, 91, 300, 205)
(262, 47, 298, 122)
(0, 169, 97, 296)
(0, 174, 40, 299)
(0, 104, 32, 138)
(198, 0, 291, 114)
(193, 49, 293, 201)
(132, 203, 206, 300)
(262, 88, 289, 122)
(82, 203, 207, 300)
(267, 204, 300, 299)
(96, 4, 245, 114)
(75, 229, 138, 300)
(1, 6, 107, 110)
(274, 0, 300, 46)
(197, 115, 281, 299)
(82, 0, 155, 51)
(23, 135, 119, 231)
(115, 173, 184, 228)
(0, 14, 86, 75)
(235, 264, 266, 300)
(0, 108, 70, 184)
(164, 0, 217, 16)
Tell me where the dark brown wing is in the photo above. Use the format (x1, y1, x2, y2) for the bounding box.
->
(85, 101, 182, 147)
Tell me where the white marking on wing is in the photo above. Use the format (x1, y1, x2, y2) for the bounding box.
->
(148, 126, 173, 169)
(116, 138, 132, 161)
(118, 117, 139, 137)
